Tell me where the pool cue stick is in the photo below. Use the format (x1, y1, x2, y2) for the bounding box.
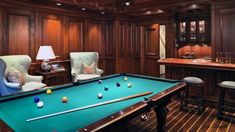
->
(26, 91, 153, 122)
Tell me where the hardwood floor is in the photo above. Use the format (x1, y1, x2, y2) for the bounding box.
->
(113, 100, 235, 132)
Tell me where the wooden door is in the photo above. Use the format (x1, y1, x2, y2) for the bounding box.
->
(142, 24, 160, 77)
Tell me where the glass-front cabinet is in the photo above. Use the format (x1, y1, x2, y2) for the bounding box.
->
(176, 14, 210, 47)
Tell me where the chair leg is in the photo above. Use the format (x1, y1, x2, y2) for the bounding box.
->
(217, 88, 225, 120)
(180, 86, 189, 111)
(198, 85, 205, 114)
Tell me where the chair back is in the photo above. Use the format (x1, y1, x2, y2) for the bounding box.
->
(70, 52, 98, 74)
(0, 55, 31, 78)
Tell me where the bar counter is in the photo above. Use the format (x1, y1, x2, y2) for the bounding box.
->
(158, 58, 235, 106)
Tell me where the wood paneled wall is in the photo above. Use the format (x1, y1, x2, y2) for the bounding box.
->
(0, 1, 173, 81)
(211, 1, 235, 63)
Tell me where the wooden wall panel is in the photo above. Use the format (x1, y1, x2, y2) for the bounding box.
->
(42, 18, 61, 57)
(104, 22, 116, 75)
(131, 24, 141, 74)
(86, 20, 102, 52)
(143, 24, 160, 76)
(212, 1, 235, 63)
(8, 15, 29, 55)
(68, 21, 83, 52)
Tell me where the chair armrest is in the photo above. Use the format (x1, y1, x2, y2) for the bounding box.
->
(96, 68, 103, 75)
(3, 80, 21, 90)
(25, 74, 43, 82)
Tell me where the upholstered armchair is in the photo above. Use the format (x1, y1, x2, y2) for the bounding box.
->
(0, 55, 46, 96)
(70, 52, 103, 82)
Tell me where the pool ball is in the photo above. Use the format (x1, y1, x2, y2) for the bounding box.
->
(98, 80, 102, 84)
(116, 83, 120, 87)
(62, 96, 68, 103)
(127, 83, 132, 88)
(46, 89, 52, 95)
(34, 96, 40, 103)
(37, 101, 44, 108)
(123, 77, 128, 81)
(104, 86, 109, 91)
(97, 93, 103, 99)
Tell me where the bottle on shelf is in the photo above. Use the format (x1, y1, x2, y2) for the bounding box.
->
(216, 52, 220, 63)
(220, 52, 223, 63)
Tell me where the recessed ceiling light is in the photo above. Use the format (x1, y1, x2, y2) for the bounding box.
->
(157, 9, 164, 13)
(125, 2, 130, 6)
(191, 4, 198, 9)
(56, 3, 61, 6)
(101, 11, 105, 14)
(81, 7, 86, 11)
(146, 11, 151, 14)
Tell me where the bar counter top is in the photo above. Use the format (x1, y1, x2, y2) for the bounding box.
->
(158, 58, 235, 71)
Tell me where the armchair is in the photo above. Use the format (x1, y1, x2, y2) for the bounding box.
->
(0, 55, 46, 96)
(70, 52, 103, 82)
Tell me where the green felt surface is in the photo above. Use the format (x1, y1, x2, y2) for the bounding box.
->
(0, 74, 179, 132)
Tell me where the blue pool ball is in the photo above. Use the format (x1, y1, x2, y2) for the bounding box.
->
(104, 86, 109, 91)
(116, 83, 120, 87)
(98, 80, 102, 84)
(97, 93, 103, 99)
(34, 96, 40, 103)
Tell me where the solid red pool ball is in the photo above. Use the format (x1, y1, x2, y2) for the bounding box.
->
(62, 96, 68, 103)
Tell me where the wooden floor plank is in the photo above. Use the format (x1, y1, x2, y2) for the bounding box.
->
(112, 99, 235, 132)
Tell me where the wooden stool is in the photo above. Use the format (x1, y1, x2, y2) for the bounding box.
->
(217, 81, 235, 121)
(180, 77, 205, 114)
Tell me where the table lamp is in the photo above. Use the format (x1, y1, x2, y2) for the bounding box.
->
(36, 45, 56, 71)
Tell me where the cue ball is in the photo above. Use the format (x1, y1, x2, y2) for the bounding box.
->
(123, 77, 128, 81)
(116, 83, 120, 87)
(34, 96, 40, 103)
(46, 89, 52, 95)
(127, 83, 132, 88)
(97, 93, 103, 99)
(37, 101, 44, 108)
(62, 96, 68, 103)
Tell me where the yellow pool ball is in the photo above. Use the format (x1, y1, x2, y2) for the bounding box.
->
(46, 89, 52, 95)
(62, 96, 68, 103)
(124, 77, 128, 81)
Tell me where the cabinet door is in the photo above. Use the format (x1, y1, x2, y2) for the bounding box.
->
(189, 21, 197, 42)
(179, 21, 186, 42)
(198, 20, 206, 42)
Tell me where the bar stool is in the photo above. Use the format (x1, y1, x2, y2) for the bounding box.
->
(217, 81, 235, 121)
(180, 77, 205, 114)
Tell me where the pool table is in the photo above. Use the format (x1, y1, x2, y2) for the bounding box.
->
(0, 73, 186, 132)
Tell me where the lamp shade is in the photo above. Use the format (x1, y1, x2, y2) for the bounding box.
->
(36, 46, 56, 60)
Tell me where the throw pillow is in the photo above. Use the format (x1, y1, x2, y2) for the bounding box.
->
(82, 63, 96, 74)
(6, 67, 25, 85)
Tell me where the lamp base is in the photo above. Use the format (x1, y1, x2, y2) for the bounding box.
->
(41, 61, 52, 72)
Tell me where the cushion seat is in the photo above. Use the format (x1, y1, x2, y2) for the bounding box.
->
(75, 74, 100, 81)
(22, 82, 46, 92)
(218, 81, 235, 89)
(183, 77, 203, 84)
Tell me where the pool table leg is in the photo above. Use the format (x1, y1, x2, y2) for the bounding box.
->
(154, 103, 169, 132)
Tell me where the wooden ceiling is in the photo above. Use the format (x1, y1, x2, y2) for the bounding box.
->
(25, 0, 216, 16)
